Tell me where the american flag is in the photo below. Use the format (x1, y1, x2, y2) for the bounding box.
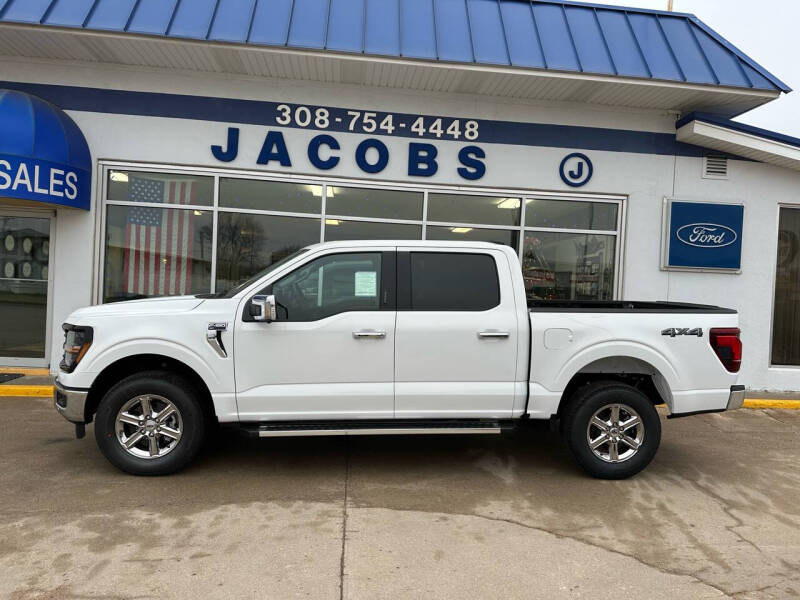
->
(122, 176, 195, 296)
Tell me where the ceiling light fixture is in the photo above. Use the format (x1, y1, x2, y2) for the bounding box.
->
(496, 198, 520, 209)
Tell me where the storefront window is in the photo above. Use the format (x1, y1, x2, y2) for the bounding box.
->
(522, 231, 615, 301)
(0, 215, 50, 359)
(220, 179, 321, 213)
(427, 193, 521, 226)
(771, 207, 800, 365)
(108, 170, 214, 206)
(324, 219, 421, 241)
(103, 205, 213, 302)
(326, 186, 423, 220)
(526, 199, 617, 230)
(101, 166, 622, 301)
(215, 212, 320, 293)
(426, 225, 518, 249)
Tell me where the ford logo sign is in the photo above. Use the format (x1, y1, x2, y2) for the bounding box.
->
(676, 223, 737, 248)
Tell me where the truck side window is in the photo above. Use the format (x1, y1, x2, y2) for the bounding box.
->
(272, 252, 382, 321)
(410, 252, 500, 311)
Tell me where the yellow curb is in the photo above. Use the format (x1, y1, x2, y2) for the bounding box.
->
(0, 385, 53, 397)
(0, 367, 50, 376)
(743, 398, 800, 410)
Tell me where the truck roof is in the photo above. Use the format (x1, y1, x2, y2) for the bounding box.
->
(304, 240, 513, 251)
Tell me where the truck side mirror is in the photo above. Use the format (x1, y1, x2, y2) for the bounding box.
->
(250, 295, 277, 322)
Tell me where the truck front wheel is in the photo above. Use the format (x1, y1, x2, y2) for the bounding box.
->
(94, 371, 206, 475)
(563, 381, 661, 479)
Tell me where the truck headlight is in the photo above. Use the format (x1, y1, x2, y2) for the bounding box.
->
(60, 324, 93, 373)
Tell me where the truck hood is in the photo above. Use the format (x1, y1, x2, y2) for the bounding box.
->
(66, 296, 205, 321)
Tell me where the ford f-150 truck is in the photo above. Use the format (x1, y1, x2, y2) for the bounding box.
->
(54, 240, 744, 479)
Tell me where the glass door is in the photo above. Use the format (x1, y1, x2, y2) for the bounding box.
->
(0, 213, 53, 364)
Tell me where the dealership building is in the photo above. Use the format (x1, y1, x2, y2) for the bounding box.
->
(1, 0, 799, 391)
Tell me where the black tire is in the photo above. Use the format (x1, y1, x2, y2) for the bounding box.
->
(563, 381, 661, 479)
(94, 371, 206, 475)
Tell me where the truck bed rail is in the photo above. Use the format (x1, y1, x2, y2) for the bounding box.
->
(528, 300, 737, 313)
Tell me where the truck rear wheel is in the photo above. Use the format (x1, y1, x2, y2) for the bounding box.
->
(563, 381, 661, 479)
(94, 371, 206, 475)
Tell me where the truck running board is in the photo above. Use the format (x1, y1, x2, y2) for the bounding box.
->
(245, 420, 508, 438)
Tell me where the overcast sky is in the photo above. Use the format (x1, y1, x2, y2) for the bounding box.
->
(614, 0, 800, 137)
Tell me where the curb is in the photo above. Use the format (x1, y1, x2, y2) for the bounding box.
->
(0, 367, 50, 376)
(742, 398, 800, 409)
(2, 385, 800, 409)
(0, 385, 53, 397)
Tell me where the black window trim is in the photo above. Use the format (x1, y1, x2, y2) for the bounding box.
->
(242, 250, 396, 322)
(399, 250, 502, 312)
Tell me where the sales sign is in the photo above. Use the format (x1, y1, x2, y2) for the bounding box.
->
(0, 155, 90, 210)
(664, 200, 744, 271)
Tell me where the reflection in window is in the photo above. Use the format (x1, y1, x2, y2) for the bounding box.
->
(772, 208, 800, 365)
(324, 219, 421, 241)
(326, 186, 423, 220)
(425, 225, 518, 249)
(427, 194, 520, 226)
(0, 216, 50, 358)
(523, 231, 615, 301)
(220, 179, 321, 213)
(215, 212, 320, 294)
(272, 253, 382, 321)
(526, 199, 617, 230)
(103, 206, 213, 302)
(107, 170, 214, 206)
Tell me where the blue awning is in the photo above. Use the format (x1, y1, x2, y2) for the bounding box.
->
(0, 89, 91, 210)
(0, 0, 789, 94)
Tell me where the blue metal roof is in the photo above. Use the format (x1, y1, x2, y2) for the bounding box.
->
(0, 0, 790, 93)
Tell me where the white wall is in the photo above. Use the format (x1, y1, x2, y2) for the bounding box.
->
(672, 158, 800, 390)
(3, 58, 799, 390)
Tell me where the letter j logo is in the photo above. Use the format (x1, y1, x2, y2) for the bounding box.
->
(559, 153, 593, 187)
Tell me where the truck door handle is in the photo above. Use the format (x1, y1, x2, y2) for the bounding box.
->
(478, 330, 510, 339)
(353, 330, 387, 339)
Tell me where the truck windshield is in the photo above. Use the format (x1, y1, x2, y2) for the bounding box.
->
(203, 249, 310, 299)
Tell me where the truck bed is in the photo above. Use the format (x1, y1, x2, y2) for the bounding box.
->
(528, 300, 737, 313)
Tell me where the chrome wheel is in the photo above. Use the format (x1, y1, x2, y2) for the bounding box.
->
(115, 395, 183, 459)
(586, 403, 644, 463)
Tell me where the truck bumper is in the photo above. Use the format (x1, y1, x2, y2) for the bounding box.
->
(54, 378, 89, 424)
(726, 384, 746, 411)
(668, 384, 746, 419)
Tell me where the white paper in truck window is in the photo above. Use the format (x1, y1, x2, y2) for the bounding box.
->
(354, 271, 377, 297)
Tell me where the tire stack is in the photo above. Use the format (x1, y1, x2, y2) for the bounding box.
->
(1, 229, 49, 284)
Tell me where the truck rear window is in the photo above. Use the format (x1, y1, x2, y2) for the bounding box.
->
(410, 252, 500, 311)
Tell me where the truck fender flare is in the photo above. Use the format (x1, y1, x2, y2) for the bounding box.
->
(82, 339, 221, 390)
(554, 341, 680, 395)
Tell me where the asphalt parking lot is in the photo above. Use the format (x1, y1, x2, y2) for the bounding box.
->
(1, 397, 799, 600)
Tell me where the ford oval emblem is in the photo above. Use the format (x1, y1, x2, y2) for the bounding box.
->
(676, 223, 737, 248)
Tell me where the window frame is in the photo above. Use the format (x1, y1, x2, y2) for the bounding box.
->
(96, 161, 626, 304)
(398, 251, 502, 312)
(242, 250, 395, 322)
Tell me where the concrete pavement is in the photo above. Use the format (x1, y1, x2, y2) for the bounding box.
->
(1, 396, 799, 599)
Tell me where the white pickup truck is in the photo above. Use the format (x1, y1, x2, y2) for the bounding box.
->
(54, 240, 744, 479)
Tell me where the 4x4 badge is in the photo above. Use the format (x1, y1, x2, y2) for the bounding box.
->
(661, 328, 703, 337)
